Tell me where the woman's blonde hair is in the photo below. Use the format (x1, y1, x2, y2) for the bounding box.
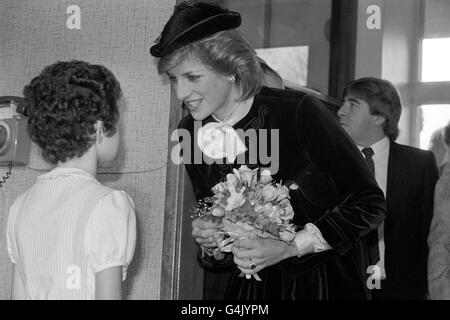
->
(157, 29, 263, 100)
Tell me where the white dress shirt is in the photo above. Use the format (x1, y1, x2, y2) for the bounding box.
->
(358, 136, 390, 279)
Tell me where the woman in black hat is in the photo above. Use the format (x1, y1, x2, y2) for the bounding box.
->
(151, 1, 387, 300)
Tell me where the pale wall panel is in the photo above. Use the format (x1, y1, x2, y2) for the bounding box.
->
(0, 0, 175, 299)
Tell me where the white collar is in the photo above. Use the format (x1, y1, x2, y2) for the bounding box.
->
(358, 136, 390, 157)
(38, 167, 96, 181)
(211, 97, 254, 127)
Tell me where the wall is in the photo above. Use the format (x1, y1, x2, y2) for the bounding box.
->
(354, 0, 421, 145)
(223, 0, 332, 94)
(0, 0, 174, 299)
(382, 0, 421, 146)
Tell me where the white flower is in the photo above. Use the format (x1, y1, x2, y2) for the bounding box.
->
(212, 182, 227, 194)
(211, 207, 225, 217)
(278, 198, 294, 220)
(268, 205, 283, 223)
(262, 184, 278, 202)
(289, 182, 299, 190)
(226, 173, 239, 191)
(238, 165, 258, 187)
(255, 202, 272, 214)
(280, 203, 294, 220)
(275, 184, 290, 202)
(232, 168, 241, 181)
(260, 169, 273, 185)
(197, 122, 247, 162)
(225, 186, 246, 211)
(255, 203, 282, 223)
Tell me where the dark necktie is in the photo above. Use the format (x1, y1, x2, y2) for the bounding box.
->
(361, 147, 380, 265)
(361, 147, 375, 176)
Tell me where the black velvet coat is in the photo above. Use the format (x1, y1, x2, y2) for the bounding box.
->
(178, 87, 387, 300)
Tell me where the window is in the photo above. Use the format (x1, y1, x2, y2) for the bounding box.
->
(421, 38, 450, 82)
(419, 104, 450, 149)
(208, 0, 331, 94)
(256, 46, 309, 87)
(414, 0, 450, 152)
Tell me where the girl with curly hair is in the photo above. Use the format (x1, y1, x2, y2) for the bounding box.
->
(6, 60, 136, 300)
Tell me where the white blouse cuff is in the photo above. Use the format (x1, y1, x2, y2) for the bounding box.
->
(294, 223, 332, 257)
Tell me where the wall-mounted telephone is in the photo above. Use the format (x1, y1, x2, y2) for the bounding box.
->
(0, 96, 31, 166)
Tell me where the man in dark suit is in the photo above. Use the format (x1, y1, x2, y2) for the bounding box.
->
(338, 77, 439, 299)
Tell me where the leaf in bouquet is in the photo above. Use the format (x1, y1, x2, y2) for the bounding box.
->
(190, 199, 211, 219)
(278, 198, 291, 208)
(255, 203, 280, 223)
(261, 221, 282, 237)
(279, 228, 296, 242)
(239, 200, 256, 216)
(214, 196, 228, 210)
(246, 190, 255, 200)
(200, 245, 220, 258)
(253, 187, 264, 201)
(281, 204, 295, 220)
(274, 198, 294, 221)
(276, 192, 290, 202)
(201, 214, 223, 224)
(218, 237, 235, 252)
(222, 219, 256, 240)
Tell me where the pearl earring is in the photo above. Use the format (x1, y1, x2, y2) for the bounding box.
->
(229, 75, 236, 82)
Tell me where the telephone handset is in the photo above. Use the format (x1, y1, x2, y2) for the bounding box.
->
(0, 96, 31, 166)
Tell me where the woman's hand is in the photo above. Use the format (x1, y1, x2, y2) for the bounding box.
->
(231, 237, 298, 275)
(191, 218, 223, 248)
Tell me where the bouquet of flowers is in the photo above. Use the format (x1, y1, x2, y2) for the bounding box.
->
(192, 165, 298, 281)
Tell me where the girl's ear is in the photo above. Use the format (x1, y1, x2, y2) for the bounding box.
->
(96, 120, 104, 144)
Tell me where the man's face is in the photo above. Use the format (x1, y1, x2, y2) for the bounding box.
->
(338, 94, 381, 144)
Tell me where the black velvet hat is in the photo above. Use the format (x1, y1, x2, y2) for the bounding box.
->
(150, 1, 241, 58)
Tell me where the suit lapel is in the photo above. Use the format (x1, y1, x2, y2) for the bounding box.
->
(386, 141, 401, 210)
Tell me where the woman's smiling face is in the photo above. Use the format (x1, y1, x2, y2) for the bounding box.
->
(167, 56, 237, 121)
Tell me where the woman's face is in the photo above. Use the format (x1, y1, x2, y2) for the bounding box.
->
(166, 56, 238, 121)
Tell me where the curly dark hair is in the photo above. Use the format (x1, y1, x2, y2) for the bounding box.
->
(19, 60, 122, 164)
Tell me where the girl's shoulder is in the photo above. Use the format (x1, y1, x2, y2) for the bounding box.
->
(92, 189, 135, 219)
(84, 189, 136, 280)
